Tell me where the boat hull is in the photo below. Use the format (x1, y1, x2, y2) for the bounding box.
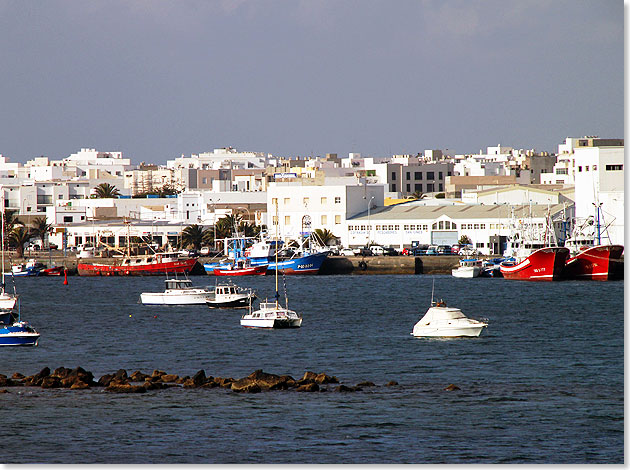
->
(0, 324, 40, 346)
(78, 258, 197, 276)
(412, 326, 486, 337)
(240, 317, 302, 328)
(140, 292, 214, 305)
(500, 247, 569, 281)
(451, 266, 481, 278)
(562, 245, 624, 281)
(264, 252, 329, 275)
(207, 296, 255, 309)
(212, 265, 267, 276)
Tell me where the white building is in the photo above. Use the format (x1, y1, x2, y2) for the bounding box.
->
(344, 201, 573, 255)
(267, 181, 385, 240)
(168, 147, 268, 170)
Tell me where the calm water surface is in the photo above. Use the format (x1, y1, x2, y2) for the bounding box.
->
(0, 274, 623, 463)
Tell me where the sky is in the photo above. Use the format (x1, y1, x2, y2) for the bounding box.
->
(0, 0, 623, 164)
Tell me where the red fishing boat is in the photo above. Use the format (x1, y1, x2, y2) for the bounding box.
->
(499, 246, 570, 281)
(212, 264, 267, 276)
(562, 245, 624, 281)
(77, 253, 198, 276)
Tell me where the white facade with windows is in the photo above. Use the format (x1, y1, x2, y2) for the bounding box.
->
(344, 201, 573, 255)
(266, 182, 385, 240)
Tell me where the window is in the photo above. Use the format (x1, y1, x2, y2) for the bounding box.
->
(593, 165, 597, 170)
(426, 183, 434, 192)
(271, 198, 278, 205)
(303, 197, 309, 205)
(415, 184, 422, 192)
(335, 215, 341, 224)
(606, 164, 623, 171)
(391, 172, 396, 181)
(406, 184, 411, 192)
(585, 166, 589, 171)
(272, 216, 278, 225)
(578, 166, 582, 172)
(284, 198, 290, 205)
(406, 172, 410, 180)
(415, 172, 422, 180)
(439, 172, 443, 180)
(202, 177, 207, 184)
(321, 197, 327, 204)
(392, 184, 397, 192)
(427, 171, 435, 180)
(334, 197, 341, 204)
(285, 216, 291, 224)
(438, 221, 444, 229)
(556, 168, 568, 175)
(480, 224, 485, 229)
(447, 171, 452, 176)
(404, 225, 410, 230)
(63, 216, 72, 222)
(321, 215, 327, 224)
(474, 224, 480, 229)
(439, 183, 443, 191)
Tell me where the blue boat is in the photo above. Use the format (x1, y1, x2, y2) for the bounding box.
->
(203, 235, 330, 275)
(0, 320, 40, 346)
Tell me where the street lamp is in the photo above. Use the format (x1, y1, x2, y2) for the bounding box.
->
(367, 196, 375, 246)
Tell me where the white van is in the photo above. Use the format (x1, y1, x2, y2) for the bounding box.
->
(370, 246, 385, 256)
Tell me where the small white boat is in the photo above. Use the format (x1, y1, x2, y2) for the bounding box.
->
(451, 259, 482, 278)
(140, 278, 214, 305)
(412, 299, 488, 337)
(207, 282, 256, 309)
(240, 301, 302, 329)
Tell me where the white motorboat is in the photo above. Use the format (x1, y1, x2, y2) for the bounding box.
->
(451, 259, 482, 278)
(240, 301, 302, 328)
(206, 282, 256, 309)
(411, 299, 487, 337)
(140, 278, 214, 305)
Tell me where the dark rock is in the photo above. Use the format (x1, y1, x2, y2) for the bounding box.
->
(130, 371, 150, 382)
(51, 367, 72, 379)
(143, 380, 167, 391)
(151, 369, 166, 378)
(444, 384, 460, 391)
(246, 369, 295, 390)
(41, 376, 62, 389)
(192, 370, 207, 386)
(114, 369, 128, 381)
(215, 377, 234, 388)
(0, 389, 8, 393)
(25, 367, 51, 386)
(106, 383, 147, 393)
(296, 382, 319, 392)
(357, 381, 376, 387)
(315, 373, 339, 384)
(201, 380, 219, 389)
(385, 381, 399, 387)
(176, 376, 189, 384)
(68, 367, 95, 386)
(0, 375, 14, 387)
(300, 371, 318, 383)
(160, 374, 179, 383)
(231, 382, 261, 393)
(11, 372, 24, 380)
(97, 374, 116, 387)
(70, 381, 90, 390)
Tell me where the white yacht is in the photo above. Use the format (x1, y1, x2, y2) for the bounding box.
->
(412, 300, 487, 337)
(140, 279, 214, 305)
(451, 259, 482, 278)
(240, 300, 302, 328)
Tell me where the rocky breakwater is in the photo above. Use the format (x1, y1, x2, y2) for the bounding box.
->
(0, 367, 424, 394)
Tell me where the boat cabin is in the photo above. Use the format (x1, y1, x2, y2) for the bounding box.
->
(165, 279, 193, 290)
(215, 285, 239, 296)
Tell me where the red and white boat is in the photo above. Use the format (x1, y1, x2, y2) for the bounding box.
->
(500, 246, 570, 281)
(212, 264, 267, 276)
(77, 252, 198, 276)
(561, 211, 624, 281)
(562, 245, 624, 281)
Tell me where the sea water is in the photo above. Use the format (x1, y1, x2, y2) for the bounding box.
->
(0, 274, 623, 463)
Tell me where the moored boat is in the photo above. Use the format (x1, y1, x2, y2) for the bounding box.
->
(0, 320, 40, 346)
(451, 259, 482, 278)
(562, 245, 624, 281)
(499, 246, 569, 281)
(207, 282, 256, 308)
(140, 278, 215, 305)
(78, 253, 197, 276)
(12, 259, 44, 277)
(212, 262, 267, 276)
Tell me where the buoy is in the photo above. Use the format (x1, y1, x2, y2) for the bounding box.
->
(129, 314, 132, 318)
(63, 269, 68, 285)
(154, 315, 157, 319)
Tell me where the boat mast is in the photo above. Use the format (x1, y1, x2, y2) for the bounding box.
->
(274, 200, 279, 309)
(1, 203, 4, 295)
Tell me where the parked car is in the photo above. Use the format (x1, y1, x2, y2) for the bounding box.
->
(411, 244, 429, 256)
(459, 246, 478, 257)
(437, 245, 452, 255)
(339, 248, 354, 256)
(370, 245, 385, 256)
(451, 244, 461, 254)
(382, 247, 399, 256)
(353, 247, 373, 256)
(426, 245, 439, 255)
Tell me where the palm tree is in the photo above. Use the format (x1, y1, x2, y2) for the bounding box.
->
(9, 226, 32, 258)
(458, 235, 472, 245)
(237, 221, 260, 238)
(180, 224, 208, 250)
(410, 190, 426, 200)
(2, 210, 22, 250)
(215, 215, 241, 240)
(312, 228, 338, 246)
(30, 216, 53, 249)
(94, 183, 121, 198)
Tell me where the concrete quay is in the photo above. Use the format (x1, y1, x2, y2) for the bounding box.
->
(7, 252, 462, 276)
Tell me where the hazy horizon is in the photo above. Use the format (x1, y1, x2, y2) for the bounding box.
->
(0, 0, 623, 165)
